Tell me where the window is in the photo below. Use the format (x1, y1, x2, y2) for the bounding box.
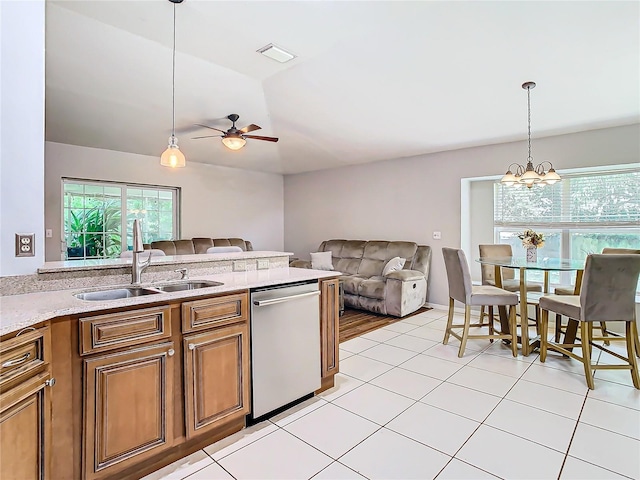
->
(494, 168, 640, 286)
(63, 179, 180, 260)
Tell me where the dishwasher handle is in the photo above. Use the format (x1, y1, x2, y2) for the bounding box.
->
(253, 290, 320, 307)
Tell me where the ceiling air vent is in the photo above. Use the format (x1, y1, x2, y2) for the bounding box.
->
(257, 43, 296, 63)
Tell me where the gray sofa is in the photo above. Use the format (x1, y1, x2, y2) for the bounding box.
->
(292, 239, 432, 317)
(148, 237, 253, 255)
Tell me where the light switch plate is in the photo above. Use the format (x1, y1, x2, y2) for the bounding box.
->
(233, 260, 246, 272)
(16, 233, 35, 257)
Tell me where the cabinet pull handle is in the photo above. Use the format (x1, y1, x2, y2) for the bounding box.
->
(45, 378, 56, 387)
(2, 352, 31, 368)
(167, 349, 175, 357)
(15, 327, 36, 337)
(188, 344, 196, 350)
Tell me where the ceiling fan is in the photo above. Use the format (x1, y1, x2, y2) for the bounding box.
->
(193, 114, 279, 151)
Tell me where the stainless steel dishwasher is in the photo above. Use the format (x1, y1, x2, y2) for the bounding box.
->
(249, 281, 321, 422)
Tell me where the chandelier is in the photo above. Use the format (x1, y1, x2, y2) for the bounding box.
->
(160, 0, 186, 168)
(500, 82, 561, 188)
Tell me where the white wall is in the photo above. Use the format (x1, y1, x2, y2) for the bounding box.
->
(0, 1, 45, 275)
(284, 124, 640, 307)
(45, 142, 283, 261)
(468, 180, 495, 281)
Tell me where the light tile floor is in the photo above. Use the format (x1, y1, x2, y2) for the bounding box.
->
(144, 308, 640, 480)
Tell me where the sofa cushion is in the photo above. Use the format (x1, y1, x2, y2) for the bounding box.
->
(175, 240, 196, 254)
(192, 238, 214, 253)
(335, 258, 362, 275)
(151, 240, 178, 255)
(382, 257, 406, 276)
(359, 276, 386, 300)
(151, 237, 253, 255)
(342, 275, 367, 295)
(329, 240, 365, 275)
(311, 251, 334, 270)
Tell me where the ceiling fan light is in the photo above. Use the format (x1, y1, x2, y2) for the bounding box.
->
(222, 136, 247, 150)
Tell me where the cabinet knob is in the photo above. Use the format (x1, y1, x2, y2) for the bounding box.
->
(45, 378, 56, 387)
(188, 344, 196, 351)
(167, 349, 175, 357)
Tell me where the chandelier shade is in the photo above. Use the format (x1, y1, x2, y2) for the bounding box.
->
(501, 82, 561, 188)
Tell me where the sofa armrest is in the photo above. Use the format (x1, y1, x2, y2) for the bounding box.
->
(385, 269, 425, 282)
(290, 260, 312, 269)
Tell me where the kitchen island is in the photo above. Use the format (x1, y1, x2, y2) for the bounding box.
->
(0, 265, 340, 480)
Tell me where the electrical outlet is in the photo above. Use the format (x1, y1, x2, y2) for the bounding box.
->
(233, 260, 246, 272)
(257, 258, 269, 270)
(432, 231, 442, 240)
(15, 233, 35, 257)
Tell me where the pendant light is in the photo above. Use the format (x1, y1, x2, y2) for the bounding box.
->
(160, 0, 186, 168)
(501, 82, 561, 188)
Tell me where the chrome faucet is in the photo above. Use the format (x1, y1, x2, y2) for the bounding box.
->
(131, 219, 151, 285)
(174, 268, 189, 280)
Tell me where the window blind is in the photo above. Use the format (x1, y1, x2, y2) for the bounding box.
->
(494, 169, 640, 228)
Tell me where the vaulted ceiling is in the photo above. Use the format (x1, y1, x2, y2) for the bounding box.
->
(45, 1, 639, 174)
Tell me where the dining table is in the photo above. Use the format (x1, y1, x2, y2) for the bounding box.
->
(476, 256, 585, 356)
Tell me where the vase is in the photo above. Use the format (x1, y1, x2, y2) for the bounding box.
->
(526, 246, 537, 263)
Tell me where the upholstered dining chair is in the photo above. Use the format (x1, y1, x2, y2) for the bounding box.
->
(442, 247, 519, 358)
(478, 244, 542, 330)
(539, 254, 640, 389)
(553, 248, 640, 351)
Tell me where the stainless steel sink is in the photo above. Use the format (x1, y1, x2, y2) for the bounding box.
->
(74, 287, 161, 301)
(153, 280, 223, 292)
(74, 280, 224, 301)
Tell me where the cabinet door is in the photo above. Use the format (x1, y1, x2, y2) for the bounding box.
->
(83, 342, 175, 480)
(320, 278, 340, 378)
(0, 371, 52, 480)
(183, 323, 250, 439)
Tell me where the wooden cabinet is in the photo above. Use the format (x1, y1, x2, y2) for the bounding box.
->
(320, 278, 340, 380)
(183, 323, 250, 439)
(8, 281, 337, 479)
(83, 342, 175, 480)
(0, 326, 53, 480)
(79, 305, 171, 356)
(182, 292, 248, 333)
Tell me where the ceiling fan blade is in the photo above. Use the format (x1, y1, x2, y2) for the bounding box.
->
(240, 124, 261, 134)
(244, 135, 279, 143)
(191, 134, 223, 140)
(194, 123, 227, 134)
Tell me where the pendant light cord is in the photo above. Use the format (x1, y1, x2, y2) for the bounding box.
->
(171, 2, 176, 138)
(527, 85, 532, 161)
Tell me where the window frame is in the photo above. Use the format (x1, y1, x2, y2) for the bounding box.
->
(62, 178, 181, 260)
(493, 167, 640, 288)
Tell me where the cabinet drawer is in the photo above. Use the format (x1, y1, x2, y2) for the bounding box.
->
(79, 306, 171, 355)
(0, 326, 51, 392)
(182, 292, 248, 333)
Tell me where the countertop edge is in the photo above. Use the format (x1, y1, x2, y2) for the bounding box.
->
(0, 268, 340, 336)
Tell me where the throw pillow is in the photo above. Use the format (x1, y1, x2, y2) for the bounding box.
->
(382, 256, 406, 276)
(310, 251, 334, 271)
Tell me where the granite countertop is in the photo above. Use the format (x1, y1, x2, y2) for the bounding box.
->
(0, 267, 338, 336)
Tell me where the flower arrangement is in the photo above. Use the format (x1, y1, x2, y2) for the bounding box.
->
(518, 229, 545, 249)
